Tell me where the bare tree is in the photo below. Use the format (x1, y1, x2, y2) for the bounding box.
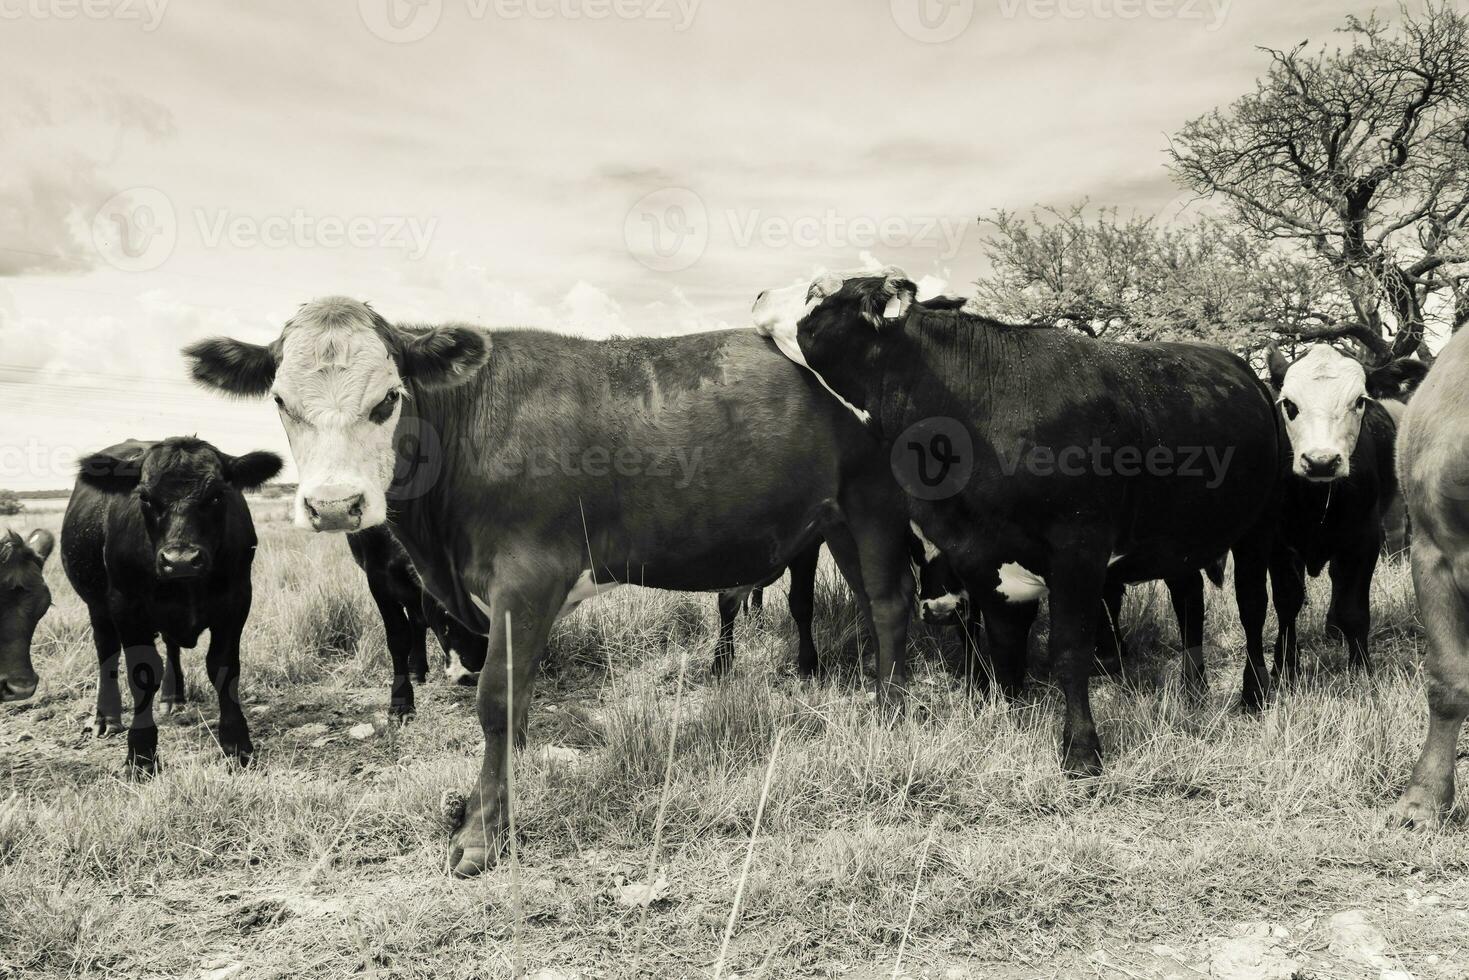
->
(1170, 3, 1469, 357)
(974, 203, 1358, 352)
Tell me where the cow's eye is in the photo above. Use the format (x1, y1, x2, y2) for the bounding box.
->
(136, 491, 156, 514)
(1280, 398, 1299, 421)
(204, 490, 224, 508)
(369, 389, 401, 425)
(272, 393, 285, 409)
(1355, 396, 1369, 412)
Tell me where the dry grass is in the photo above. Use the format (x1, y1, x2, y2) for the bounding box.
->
(2, 497, 1467, 979)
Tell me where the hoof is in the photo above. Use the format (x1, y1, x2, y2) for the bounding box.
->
(1062, 740, 1103, 779)
(410, 672, 427, 685)
(158, 699, 186, 719)
(90, 714, 125, 738)
(388, 703, 416, 723)
(124, 754, 161, 779)
(446, 842, 500, 878)
(221, 742, 254, 768)
(1385, 787, 1449, 831)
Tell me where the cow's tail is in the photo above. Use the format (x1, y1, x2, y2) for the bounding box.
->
(1204, 555, 1227, 588)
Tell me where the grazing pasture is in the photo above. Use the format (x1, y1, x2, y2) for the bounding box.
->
(2, 496, 1467, 979)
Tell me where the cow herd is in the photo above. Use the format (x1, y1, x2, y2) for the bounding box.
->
(2, 267, 1467, 879)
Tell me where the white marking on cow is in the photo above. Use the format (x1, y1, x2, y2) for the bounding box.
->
(751, 279, 871, 425)
(996, 562, 1048, 603)
(909, 521, 942, 561)
(920, 589, 969, 621)
(443, 649, 478, 686)
(1108, 553, 1127, 567)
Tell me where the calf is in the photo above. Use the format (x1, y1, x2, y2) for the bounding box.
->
(61, 438, 281, 771)
(184, 297, 912, 877)
(0, 529, 55, 702)
(347, 525, 488, 719)
(1385, 326, 1469, 829)
(753, 269, 1287, 775)
(1265, 344, 1412, 679)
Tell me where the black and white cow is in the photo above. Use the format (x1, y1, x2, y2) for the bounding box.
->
(1264, 343, 1413, 678)
(347, 524, 488, 718)
(183, 297, 914, 876)
(753, 269, 1288, 775)
(0, 529, 54, 703)
(61, 438, 281, 771)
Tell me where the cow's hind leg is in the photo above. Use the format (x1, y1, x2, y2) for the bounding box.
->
(364, 571, 417, 720)
(1387, 536, 1469, 829)
(711, 591, 739, 678)
(160, 642, 186, 716)
(88, 610, 125, 737)
(1048, 555, 1109, 776)
(1329, 535, 1379, 674)
(1234, 530, 1273, 712)
(449, 577, 565, 878)
(787, 542, 822, 678)
(1269, 548, 1306, 687)
(406, 602, 431, 686)
(976, 591, 1037, 700)
(822, 524, 879, 679)
(849, 521, 914, 709)
(1166, 571, 1207, 701)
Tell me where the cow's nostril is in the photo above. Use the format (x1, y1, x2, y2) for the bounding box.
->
(348, 495, 364, 518)
(304, 500, 320, 519)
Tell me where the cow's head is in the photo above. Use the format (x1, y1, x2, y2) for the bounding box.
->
(752, 268, 917, 422)
(78, 438, 281, 579)
(182, 298, 488, 532)
(0, 529, 53, 702)
(1266, 344, 1416, 482)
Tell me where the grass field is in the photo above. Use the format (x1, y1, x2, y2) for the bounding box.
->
(2, 496, 1467, 979)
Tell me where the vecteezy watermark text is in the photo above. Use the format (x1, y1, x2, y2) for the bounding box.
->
(357, 0, 699, 43)
(996, 0, 1230, 30)
(0, 0, 168, 30)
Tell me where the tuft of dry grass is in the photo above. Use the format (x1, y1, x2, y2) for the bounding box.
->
(2, 501, 1467, 978)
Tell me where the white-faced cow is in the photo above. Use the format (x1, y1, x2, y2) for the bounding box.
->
(1385, 326, 1469, 829)
(347, 524, 488, 718)
(1265, 344, 1414, 679)
(62, 438, 282, 772)
(0, 529, 55, 703)
(753, 269, 1289, 775)
(182, 297, 913, 877)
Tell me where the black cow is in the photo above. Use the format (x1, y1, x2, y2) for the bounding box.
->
(0, 529, 55, 703)
(712, 541, 822, 677)
(1265, 344, 1412, 678)
(61, 438, 281, 771)
(347, 524, 488, 719)
(183, 296, 914, 877)
(1364, 358, 1430, 556)
(753, 269, 1287, 776)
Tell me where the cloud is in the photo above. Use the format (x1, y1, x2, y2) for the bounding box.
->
(0, 81, 175, 277)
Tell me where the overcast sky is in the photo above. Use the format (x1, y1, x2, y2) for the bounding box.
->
(0, 0, 1387, 489)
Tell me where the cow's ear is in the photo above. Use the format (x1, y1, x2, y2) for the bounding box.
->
(862, 276, 917, 330)
(24, 529, 54, 564)
(1266, 343, 1290, 391)
(1366, 358, 1430, 401)
(184, 337, 278, 397)
(77, 447, 145, 495)
(400, 326, 489, 388)
(224, 451, 284, 491)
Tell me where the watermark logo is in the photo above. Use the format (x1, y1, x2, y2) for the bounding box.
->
(388, 416, 445, 502)
(194, 209, 437, 259)
(890, 0, 975, 42)
(624, 187, 709, 273)
(891, 417, 974, 500)
(358, 0, 443, 43)
(91, 187, 177, 273)
(0, 0, 170, 31)
(996, 0, 1230, 31)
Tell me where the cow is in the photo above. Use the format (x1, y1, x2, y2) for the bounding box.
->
(1385, 325, 1469, 829)
(182, 297, 914, 877)
(61, 437, 282, 772)
(1264, 344, 1413, 680)
(752, 268, 1288, 776)
(347, 524, 488, 718)
(0, 528, 55, 703)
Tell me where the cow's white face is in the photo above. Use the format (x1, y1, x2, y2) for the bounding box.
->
(1276, 345, 1370, 482)
(271, 305, 405, 531)
(751, 277, 824, 369)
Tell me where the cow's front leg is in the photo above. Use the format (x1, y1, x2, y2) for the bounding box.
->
(449, 578, 565, 878)
(121, 635, 164, 775)
(88, 610, 125, 737)
(1046, 556, 1108, 777)
(159, 642, 187, 716)
(206, 617, 252, 765)
(850, 520, 913, 709)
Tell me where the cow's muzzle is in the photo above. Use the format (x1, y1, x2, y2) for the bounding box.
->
(157, 546, 210, 580)
(304, 493, 365, 532)
(1299, 451, 1345, 481)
